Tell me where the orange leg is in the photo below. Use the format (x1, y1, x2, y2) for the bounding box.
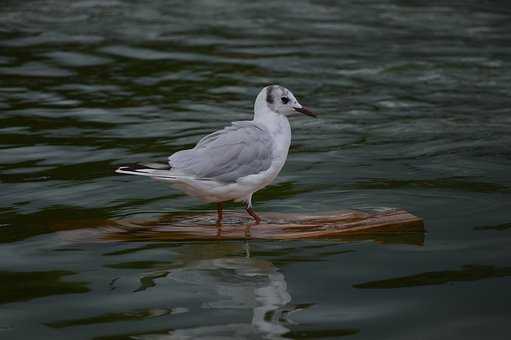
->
(245, 206, 261, 224)
(216, 202, 224, 225)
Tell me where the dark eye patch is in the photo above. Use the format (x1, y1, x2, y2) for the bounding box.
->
(266, 86, 275, 104)
(281, 97, 290, 104)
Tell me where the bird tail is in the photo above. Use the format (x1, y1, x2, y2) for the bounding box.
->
(115, 163, 182, 180)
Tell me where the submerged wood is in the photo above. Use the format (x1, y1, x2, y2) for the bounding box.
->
(104, 208, 424, 242)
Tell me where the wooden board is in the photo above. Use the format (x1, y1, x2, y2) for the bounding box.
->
(103, 208, 424, 242)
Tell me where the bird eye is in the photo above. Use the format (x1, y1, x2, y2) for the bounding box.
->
(281, 97, 289, 104)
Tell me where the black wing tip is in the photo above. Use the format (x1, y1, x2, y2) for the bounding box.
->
(116, 162, 171, 172)
(116, 163, 147, 172)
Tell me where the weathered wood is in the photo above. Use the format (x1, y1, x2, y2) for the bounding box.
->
(103, 208, 424, 242)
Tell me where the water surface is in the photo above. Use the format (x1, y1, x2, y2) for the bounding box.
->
(1, 1, 511, 339)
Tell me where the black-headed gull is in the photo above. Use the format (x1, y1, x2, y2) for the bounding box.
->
(116, 85, 317, 224)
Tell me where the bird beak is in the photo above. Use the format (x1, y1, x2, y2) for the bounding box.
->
(293, 106, 318, 118)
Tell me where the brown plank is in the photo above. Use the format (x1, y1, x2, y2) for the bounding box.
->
(102, 208, 424, 242)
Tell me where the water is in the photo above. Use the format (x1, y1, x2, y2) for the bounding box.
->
(1, 0, 511, 339)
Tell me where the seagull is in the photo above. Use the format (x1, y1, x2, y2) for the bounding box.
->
(116, 85, 317, 224)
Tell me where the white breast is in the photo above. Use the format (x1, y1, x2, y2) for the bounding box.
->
(239, 113, 291, 190)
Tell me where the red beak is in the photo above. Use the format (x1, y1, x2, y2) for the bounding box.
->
(293, 106, 318, 118)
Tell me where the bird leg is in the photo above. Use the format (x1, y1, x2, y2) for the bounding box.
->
(216, 202, 224, 226)
(243, 195, 261, 224)
(245, 206, 261, 224)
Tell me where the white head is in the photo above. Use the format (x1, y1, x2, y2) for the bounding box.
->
(254, 85, 317, 119)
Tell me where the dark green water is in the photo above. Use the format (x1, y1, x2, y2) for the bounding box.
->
(1, 1, 511, 339)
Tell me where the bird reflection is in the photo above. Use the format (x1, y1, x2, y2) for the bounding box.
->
(133, 242, 299, 339)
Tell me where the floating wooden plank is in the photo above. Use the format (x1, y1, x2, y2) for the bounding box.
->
(103, 208, 424, 242)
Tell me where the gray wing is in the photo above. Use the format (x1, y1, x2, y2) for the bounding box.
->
(168, 121, 273, 183)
